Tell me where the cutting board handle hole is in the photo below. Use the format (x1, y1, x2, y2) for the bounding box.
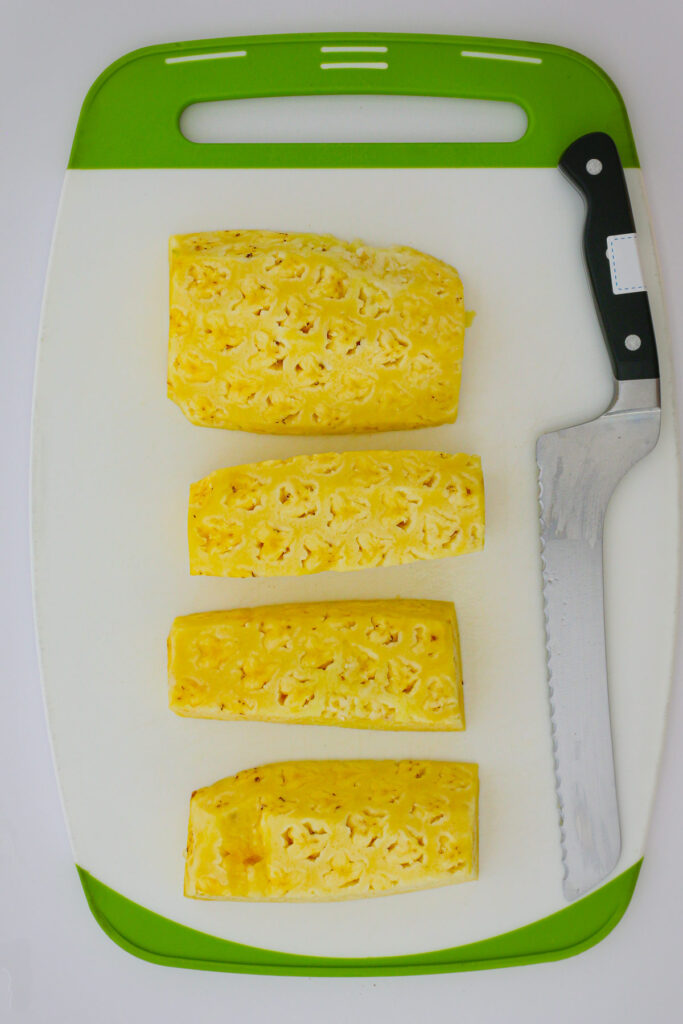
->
(180, 94, 527, 145)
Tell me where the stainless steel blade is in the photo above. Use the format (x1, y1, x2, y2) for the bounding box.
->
(537, 379, 660, 901)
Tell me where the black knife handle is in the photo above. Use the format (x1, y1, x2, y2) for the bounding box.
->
(559, 132, 659, 381)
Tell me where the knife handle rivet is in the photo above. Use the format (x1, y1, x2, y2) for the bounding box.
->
(625, 334, 642, 351)
(586, 158, 603, 175)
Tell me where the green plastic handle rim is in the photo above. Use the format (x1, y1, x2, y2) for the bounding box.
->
(78, 861, 641, 975)
(69, 32, 638, 169)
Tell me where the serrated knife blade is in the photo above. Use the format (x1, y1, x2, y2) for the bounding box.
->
(539, 133, 661, 901)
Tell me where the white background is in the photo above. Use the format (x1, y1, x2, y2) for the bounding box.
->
(2, 0, 682, 1020)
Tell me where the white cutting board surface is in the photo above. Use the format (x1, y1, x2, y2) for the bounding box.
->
(32, 167, 678, 958)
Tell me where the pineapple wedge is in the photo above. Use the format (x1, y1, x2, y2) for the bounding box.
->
(168, 599, 464, 730)
(168, 230, 467, 434)
(188, 449, 484, 577)
(184, 760, 478, 901)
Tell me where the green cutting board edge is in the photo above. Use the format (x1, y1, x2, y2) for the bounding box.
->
(79, 863, 642, 975)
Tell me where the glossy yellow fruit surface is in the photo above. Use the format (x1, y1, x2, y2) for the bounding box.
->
(188, 450, 485, 577)
(168, 230, 466, 434)
(185, 760, 478, 901)
(168, 599, 464, 730)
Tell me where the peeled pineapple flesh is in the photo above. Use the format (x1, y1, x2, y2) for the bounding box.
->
(168, 599, 464, 730)
(188, 449, 484, 577)
(184, 760, 478, 901)
(168, 230, 467, 434)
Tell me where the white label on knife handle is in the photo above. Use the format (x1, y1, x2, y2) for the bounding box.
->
(606, 233, 646, 295)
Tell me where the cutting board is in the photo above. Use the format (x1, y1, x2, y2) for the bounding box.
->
(32, 33, 679, 975)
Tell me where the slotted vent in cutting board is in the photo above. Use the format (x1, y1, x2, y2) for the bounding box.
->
(180, 94, 527, 145)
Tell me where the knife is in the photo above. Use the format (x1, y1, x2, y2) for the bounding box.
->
(537, 131, 661, 901)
